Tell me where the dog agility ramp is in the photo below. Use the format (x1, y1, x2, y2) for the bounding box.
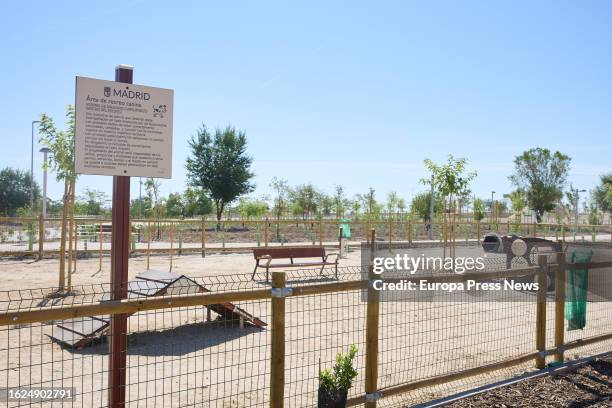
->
(51, 269, 267, 348)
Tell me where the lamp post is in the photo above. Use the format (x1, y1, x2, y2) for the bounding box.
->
(31, 120, 41, 213)
(39, 147, 51, 218)
(573, 188, 587, 225)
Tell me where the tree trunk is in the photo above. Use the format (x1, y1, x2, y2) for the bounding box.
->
(536, 211, 543, 223)
(216, 202, 223, 231)
(58, 181, 69, 291)
(66, 179, 76, 291)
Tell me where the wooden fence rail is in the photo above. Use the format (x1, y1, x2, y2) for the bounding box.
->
(1, 217, 611, 261)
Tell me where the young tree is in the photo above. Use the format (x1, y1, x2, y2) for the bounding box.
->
(165, 193, 184, 218)
(333, 185, 348, 218)
(422, 155, 476, 212)
(410, 192, 443, 222)
(473, 198, 486, 222)
(289, 184, 319, 219)
(238, 198, 269, 220)
(317, 193, 333, 218)
(183, 188, 213, 217)
(186, 125, 254, 225)
(38, 106, 77, 290)
(130, 197, 152, 218)
(269, 177, 289, 241)
(77, 188, 107, 216)
(397, 198, 407, 220)
(356, 187, 380, 221)
(593, 173, 612, 216)
(0, 167, 40, 215)
(386, 191, 399, 220)
(509, 148, 571, 223)
(504, 189, 527, 218)
(422, 155, 476, 257)
(144, 178, 164, 237)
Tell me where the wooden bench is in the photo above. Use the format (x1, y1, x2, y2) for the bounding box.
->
(251, 247, 339, 282)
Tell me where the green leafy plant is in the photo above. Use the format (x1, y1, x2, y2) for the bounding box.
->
(319, 344, 358, 392)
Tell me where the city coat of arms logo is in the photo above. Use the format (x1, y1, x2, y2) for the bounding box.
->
(104, 87, 111, 97)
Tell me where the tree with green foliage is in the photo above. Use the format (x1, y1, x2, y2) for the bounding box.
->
(144, 178, 164, 237)
(165, 193, 184, 218)
(509, 148, 571, 223)
(504, 189, 527, 218)
(0, 167, 40, 215)
(130, 197, 152, 218)
(186, 125, 254, 224)
(289, 184, 319, 219)
(183, 188, 213, 217)
(332, 185, 348, 218)
(237, 198, 269, 220)
(356, 187, 380, 221)
(422, 155, 476, 213)
(593, 173, 612, 216)
(397, 197, 407, 220)
(386, 191, 400, 219)
(422, 155, 476, 257)
(75, 188, 107, 216)
(38, 105, 77, 290)
(269, 177, 289, 241)
(317, 193, 333, 218)
(410, 192, 443, 222)
(473, 198, 486, 222)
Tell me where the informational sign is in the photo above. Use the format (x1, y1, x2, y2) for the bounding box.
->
(75, 76, 174, 178)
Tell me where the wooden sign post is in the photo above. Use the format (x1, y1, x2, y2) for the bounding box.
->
(109, 64, 133, 408)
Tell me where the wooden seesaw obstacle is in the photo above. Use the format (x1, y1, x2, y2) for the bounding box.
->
(50, 269, 267, 348)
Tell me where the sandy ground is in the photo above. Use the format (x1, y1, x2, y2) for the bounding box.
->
(0, 245, 611, 407)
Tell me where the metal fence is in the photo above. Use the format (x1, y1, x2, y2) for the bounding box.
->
(1, 247, 611, 407)
(1, 217, 611, 261)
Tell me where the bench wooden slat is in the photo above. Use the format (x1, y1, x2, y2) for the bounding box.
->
(252, 246, 338, 282)
(253, 247, 325, 259)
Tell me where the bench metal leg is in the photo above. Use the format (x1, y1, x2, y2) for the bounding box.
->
(266, 267, 270, 283)
(252, 265, 258, 280)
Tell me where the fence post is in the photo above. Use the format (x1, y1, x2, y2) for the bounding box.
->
(264, 221, 269, 247)
(270, 271, 287, 407)
(319, 220, 323, 246)
(201, 219, 206, 258)
(476, 222, 481, 244)
(37, 215, 44, 260)
(408, 220, 412, 245)
(535, 254, 548, 369)
(365, 228, 380, 407)
(554, 252, 566, 363)
(169, 222, 174, 272)
(99, 221, 103, 272)
(73, 220, 78, 274)
(146, 220, 151, 270)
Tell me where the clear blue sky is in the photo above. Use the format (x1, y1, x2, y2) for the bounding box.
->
(1, 1, 610, 206)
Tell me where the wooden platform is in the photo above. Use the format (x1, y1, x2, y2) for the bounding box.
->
(50, 269, 267, 348)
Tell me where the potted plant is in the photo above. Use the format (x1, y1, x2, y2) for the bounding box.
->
(318, 344, 358, 407)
